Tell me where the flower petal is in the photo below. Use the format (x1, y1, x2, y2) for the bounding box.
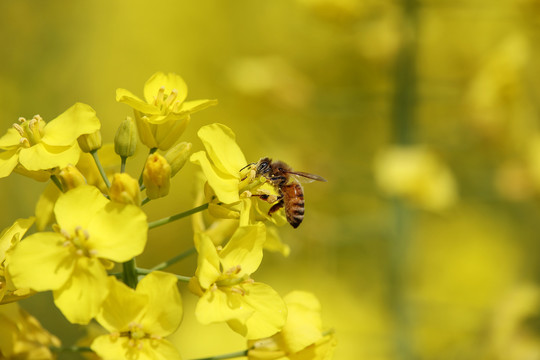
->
(144, 72, 188, 105)
(53, 256, 109, 324)
(54, 186, 108, 231)
(137, 272, 182, 336)
(263, 225, 290, 257)
(35, 182, 61, 231)
(0, 128, 22, 149)
(140, 338, 182, 360)
(0, 217, 34, 262)
(227, 282, 287, 339)
(190, 151, 240, 204)
(281, 291, 323, 353)
(176, 99, 218, 116)
(0, 150, 19, 178)
(87, 202, 148, 262)
(7, 232, 75, 291)
(18, 143, 80, 171)
(41, 103, 101, 146)
(91, 335, 131, 360)
(116, 88, 160, 114)
(195, 233, 222, 289)
(97, 277, 147, 332)
(154, 117, 190, 150)
(198, 123, 246, 176)
(196, 288, 253, 325)
(12, 166, 51, 182)
(220, 223, 266, 277)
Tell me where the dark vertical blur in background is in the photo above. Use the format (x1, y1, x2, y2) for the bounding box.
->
(3, 1, 540, 359)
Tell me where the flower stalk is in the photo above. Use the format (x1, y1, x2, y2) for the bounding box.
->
(148, 203, 209, 229)
(90, 149, 111, 188)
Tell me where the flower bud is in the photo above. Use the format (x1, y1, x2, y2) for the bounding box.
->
(109, 173, 141, 205)
(143, 153, 171, 199)
(58, 165, 87, 190)
(114, 116, 138, 158)
(164, 142, 192, 177)
(77, 130, 102, 153)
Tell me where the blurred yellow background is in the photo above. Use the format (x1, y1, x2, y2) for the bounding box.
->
(3, 0, 540, 359)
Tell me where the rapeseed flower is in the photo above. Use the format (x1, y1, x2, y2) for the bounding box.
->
(190, 123, 286, 227)
(116, 72, 217, 150)
(0, 218, 35, 304)
(0, 302, 61, 360)
(248, 291, 336, 360)
(0, 103, 100, 181)
(374, 146, 458, 211)
(7, 185, 147, 324)
(91, 272, 183, 360)
(190, 224, 287, 339)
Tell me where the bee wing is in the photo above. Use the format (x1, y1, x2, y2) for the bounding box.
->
(289, 171, 327, 184)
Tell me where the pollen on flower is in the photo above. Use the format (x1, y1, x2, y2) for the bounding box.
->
(240, 190, 253, 198)
(230, 286, 245, 296)
(12, 123, 25, 136)
(88, 249, 99, 257)
(59, 228, 71, 239)
(225, 265, 242, 275)
(154, 86, 166, 106)
(164, 89, 179, 108)
(109, 332, 120, 340)
(19, 138, 30, 147)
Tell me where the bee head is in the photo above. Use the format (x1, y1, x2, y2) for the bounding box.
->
(256, 157, 272, 175)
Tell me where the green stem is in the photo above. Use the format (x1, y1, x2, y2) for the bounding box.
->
(151, 247, 196, 271)
(148, 203, 209, 230)
(90, 149, 111, 188)
(50, 175, 64, 192)
(190, 349, 249, 360)
(50, 345, 93, 353)
(139, 147, 157, 186)
(141, 197, 151, 206)
(121, 156, 127, 173)
(136, 267, 191, 282)
(122, 258, 138, 288)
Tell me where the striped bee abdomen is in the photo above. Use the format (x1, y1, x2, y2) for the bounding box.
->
(282, 183, 305, 228)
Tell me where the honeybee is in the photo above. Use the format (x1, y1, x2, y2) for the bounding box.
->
(242, 157, 326, 228)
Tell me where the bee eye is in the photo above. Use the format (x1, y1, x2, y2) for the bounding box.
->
(258, 162, 268, 171)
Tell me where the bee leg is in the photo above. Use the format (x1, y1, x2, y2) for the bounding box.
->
(268, 198, 284, 215)
(252, 194, 270, 201)
(269, 175, 287, 185)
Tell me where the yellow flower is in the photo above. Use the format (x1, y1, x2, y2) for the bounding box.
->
(116, 72, 217, 150)
(248, 291, 336, 360)
(374, 146, 458, 211)
(191, 224, 287, 339)
(109, 173, 141, 205)
(190, 123, 247, 204)
(35, 144, 119, 231)
(0, 103, 101, 181)
(7, 185, 148, 324)
(0, 218, 35, 304)
(0, 302, 61, 360)
(143, 153, 171, 199)
(190, 123, 286, 227)
(91, 272, 183, 360)
(58, 164, 87, 191)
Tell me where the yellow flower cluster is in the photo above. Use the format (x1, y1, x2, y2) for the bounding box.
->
(0, 72, 335, 360)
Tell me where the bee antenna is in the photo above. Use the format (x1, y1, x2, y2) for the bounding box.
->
(240, 162, 256, 171)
